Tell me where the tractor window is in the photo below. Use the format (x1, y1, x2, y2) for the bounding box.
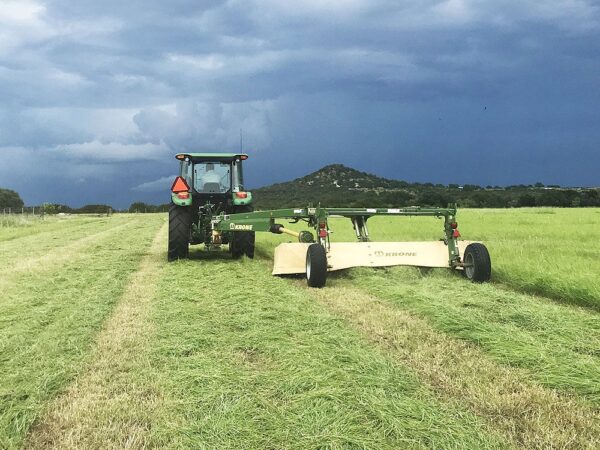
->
(193, 162, 231, 193)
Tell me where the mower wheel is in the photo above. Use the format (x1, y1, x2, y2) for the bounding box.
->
(462, 243, 491, 282)
(168, 204, 191, 261)
(230, 231, 255, 259)
(306, 243, 327, 288)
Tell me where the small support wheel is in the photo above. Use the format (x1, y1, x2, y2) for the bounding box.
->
(306, 243, 328, 288)
(462, 243, 491, 282)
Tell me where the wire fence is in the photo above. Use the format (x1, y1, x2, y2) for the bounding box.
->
(0, 207, 43, 228)
(1, 205, 164, 227)
(1, 207, 39, 215)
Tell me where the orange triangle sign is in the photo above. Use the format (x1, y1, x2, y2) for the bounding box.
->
(171, 176, 190, 193)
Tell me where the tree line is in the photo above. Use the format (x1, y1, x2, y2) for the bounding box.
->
(252, 185, 600, 209)
(3, 186, 599, 214)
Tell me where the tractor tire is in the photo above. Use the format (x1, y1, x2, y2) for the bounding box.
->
(229, 205, 255, 259)
(244, 231, 255, 258)
(306, 243, 328, 288)
(230, 235, 243, 259)
(168, 204, 191, 261)
(462, 243, 491, 282)
(230, 231, 255, 259)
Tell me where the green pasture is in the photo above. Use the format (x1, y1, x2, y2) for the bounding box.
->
(0, 209, 598, 449)
(322, 208, 600, 310)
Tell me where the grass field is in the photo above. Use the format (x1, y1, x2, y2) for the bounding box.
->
(1, 209, 599, 449)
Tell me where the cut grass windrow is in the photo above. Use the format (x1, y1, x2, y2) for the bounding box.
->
(305, 282, 600, 449)
(0, 215, 131, 272)
(145, 250, 509, 449)
(0, 218, 134, 278)
(25, 222, 168, 449)
(346, 267, 600, 406)
(0, 216, 100, 243)
(0, 215, 164, 449)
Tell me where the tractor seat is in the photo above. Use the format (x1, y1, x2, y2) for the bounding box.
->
(203, 182, 222, 193)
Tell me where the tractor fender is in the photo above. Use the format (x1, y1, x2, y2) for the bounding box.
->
(171, 192, 192, 207)
(233, 191, 253, 206)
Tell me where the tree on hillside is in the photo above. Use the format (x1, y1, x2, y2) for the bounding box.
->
(580, 190, 600, 207)
(517, 193, 536, 207)
(0, 189, 24, 209)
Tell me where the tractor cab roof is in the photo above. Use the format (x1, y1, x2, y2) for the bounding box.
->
(176, 153, 248, 163)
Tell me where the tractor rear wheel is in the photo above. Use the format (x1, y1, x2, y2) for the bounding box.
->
(168, 204, 191, 261)
(306, 243, 327, 288)
(462, 243, 491, 282)
(230, 231, 255, 259)
(229, 205, 255, 259)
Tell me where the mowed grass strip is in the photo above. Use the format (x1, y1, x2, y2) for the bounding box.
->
(0, 215, 130, 270)
(147, 250, 509, 449)
(348, 267, 600, 406)
(307, 283, 600, 449)
(26, 222, 168, 449)
(0, 214, 163, 449)
(0, 216, 134, 276)
(0, 215, 99, 243)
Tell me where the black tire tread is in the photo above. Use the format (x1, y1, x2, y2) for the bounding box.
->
(230, 231, 255, 259)
(463, 243, 491, 282)
(168, 204, 191, 261)
(306, 243, 328, 288)
(229, 205, 255, 259)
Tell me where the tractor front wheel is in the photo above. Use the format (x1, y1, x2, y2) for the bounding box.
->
(306, 243, 328, 288)
(462, 243, 491, 282)
(168, 204, 191, 261)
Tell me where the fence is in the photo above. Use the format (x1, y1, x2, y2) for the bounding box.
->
(0, 207, 43, 227)
(1, 207, 39, 216)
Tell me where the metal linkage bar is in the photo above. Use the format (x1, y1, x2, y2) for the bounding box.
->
(351, 216, 370, 242)
(212, 204, 463, 266)
(325, 206, 456, 218)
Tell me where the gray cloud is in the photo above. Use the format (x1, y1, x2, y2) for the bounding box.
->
(132, 176, 176, 192)
(0, 0, 598, 207)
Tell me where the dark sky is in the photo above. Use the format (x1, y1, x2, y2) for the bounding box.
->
(1, 0, 599, 208)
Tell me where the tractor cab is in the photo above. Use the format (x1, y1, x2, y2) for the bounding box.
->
(171, 153, 252, 208)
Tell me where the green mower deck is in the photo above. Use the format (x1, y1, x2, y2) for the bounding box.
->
(210, 205, 491, 288)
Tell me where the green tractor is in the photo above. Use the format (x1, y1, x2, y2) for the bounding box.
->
(168, 153, 255, 261)
(168, 152, 492, 288)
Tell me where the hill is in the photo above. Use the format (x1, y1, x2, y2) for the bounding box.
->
(252, 164, 600, 209)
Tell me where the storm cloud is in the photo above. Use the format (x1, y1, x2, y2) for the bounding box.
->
(0, 0, 598, 207)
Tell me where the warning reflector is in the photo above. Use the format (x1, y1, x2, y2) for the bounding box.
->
(171, 176, 190, 193)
